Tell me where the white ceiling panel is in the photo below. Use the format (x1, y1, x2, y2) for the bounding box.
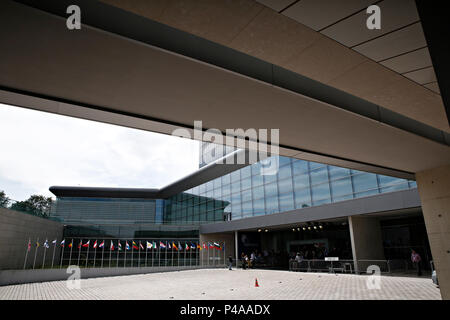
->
(320, 0, 420, 47)
(403, 66, 437, 84)
(352, 22, 426, 61)
(282, 0, 375, 31)
(256, 0, 296, 12)
(380, 47, 432, 73)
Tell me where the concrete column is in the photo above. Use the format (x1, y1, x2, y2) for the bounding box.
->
(416, 165, 450, 300)
(348, 215, 385, 273)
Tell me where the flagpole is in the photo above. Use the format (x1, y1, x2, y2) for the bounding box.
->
(139, 241, 142, 267)
(158, 241, 161, 267)
(33, 238, 39, 269)
(116, 240, 120, 268)
(93, 239, 97, 268)
(152, 240, 154, 267)
(77, 240, 82, 266)
(42, 240, 47, 269)
(123, 240, 128, 268)
(207, 242, 210, 267)
(164, 241, 167, 267)
(172, 242, 174, 267)
(109, 240, 112, 268)
(85, 240, 90, 268)
(68, 239, 73, 266)
(51, 240, 57, 268)
(60, 239, 65, 269)
(190, 242, 192, 267)
(23, 238, 30, 269)
(223, 241, 226, 267)
(145, 241, 148, 267)
(101, 240, 105, 268)
(131, 240, 135, 267)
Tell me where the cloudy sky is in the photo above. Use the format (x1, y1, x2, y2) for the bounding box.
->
(0, 103, 199, 201)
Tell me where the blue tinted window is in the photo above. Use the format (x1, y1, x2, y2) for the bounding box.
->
(241, 189, 252, 203)
(241, 166, 252, 179)
(242, 201, 253, 217)
(292, 160, 308, 175)
(277, 163, 292, 180)
(221, 174, 231, 185)
(330, 176, 353, 199)
(264, 182, 278, 198)
(252, 174, 264, 187)
(231, 181, 241, 194)
(231, 170, 240, 183)
(311, 182, 331, 205)
(241, 177, 252, 191)
(252, 185, 265, 200)
(253, 198, 265, 214)
(279, 193, 294, 212)
(310, 167, 329, 186)
(352, 172, 378, 193)
(278, 177, 293, 195)
(265, 196, 279, 214)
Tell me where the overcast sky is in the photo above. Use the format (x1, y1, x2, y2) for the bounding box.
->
(0, 103, 199, 201)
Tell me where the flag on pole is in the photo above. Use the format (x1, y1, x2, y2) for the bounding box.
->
(110, 241, 115, 251)
(146, 241, 152, 249)
(44, 240, 49, 249)
(99, 240, 105, 248)
(168, 242, 171, 249)
(190, 243, 196, 249)
(178, 242, 183, 251)
(185, 243, 189, 250)
(132, 241, 139, 250)
(213, 242, 221, 250)
(203, 242, 207, 250)
(153, 241, 157, 249)
(93, 240, 98, 249)
(139, 242, 144, 250)
(159, 241, 166, 249)
(208, 242, 214, 249)
(68, 241, 73, 248)
(60, 239, 65, 247)
(118, 241, 122, 251)
(126, 241, 130, 250)
(52, 239, 57, 246)
(172, 242, 178, 251)
(27, 239, 31, 252)
(78, 240, 82, 249)
(36, 240, 40, 248)
(197, 243, 202, 250)
(82, 240, 90, 248)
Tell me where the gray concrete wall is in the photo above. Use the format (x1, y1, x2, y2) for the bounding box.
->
(0, 207, 64, 270)
(199, 233, 235, 266)
(348, 215, 385, 273)
(0, 265, 216, 286)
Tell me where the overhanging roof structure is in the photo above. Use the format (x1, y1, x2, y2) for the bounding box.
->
(1, 0, 449, 181)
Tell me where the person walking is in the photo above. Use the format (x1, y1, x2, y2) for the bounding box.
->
(411, 249, 422, 276)
(228, 255, 233, 270)
(241, 252, 247, 270)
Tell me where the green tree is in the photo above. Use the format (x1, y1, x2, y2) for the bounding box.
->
(0, 190, 10, 208)
(10, 194, 53, 218)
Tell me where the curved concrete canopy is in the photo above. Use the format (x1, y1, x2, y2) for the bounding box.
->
(1, 0, 449, 179)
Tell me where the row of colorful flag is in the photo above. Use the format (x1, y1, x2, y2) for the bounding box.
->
(28, 239, 223, 251)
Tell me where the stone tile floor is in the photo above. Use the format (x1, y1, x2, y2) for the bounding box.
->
(0, 268, 441, 300)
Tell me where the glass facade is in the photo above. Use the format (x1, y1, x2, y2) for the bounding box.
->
(50, 197, 199, 239)
(164, 156, 417, 223)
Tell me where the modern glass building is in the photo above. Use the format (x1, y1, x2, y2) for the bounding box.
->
(164, 155, 417, 224)
(48, 145, 427, 271)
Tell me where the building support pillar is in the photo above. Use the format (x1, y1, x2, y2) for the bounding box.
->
(416, 165, 450, 300)
(348, 215, 385, 274)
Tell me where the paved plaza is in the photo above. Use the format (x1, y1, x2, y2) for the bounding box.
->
(0, 269, 441, 300)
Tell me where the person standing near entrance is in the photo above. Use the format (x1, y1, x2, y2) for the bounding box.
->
(228, 256, 233, 270)
(411, 249, 422, 276)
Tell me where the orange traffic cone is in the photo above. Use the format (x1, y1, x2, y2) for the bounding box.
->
(255, 278, 259, 287)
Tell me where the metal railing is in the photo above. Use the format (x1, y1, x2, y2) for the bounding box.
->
(289, 259, 414, 274)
